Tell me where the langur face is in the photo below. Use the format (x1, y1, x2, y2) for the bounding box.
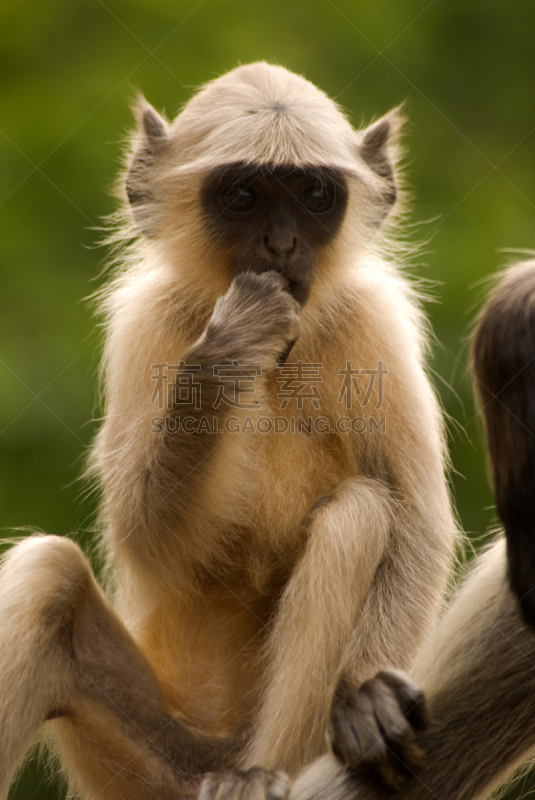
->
(201, 163, 349, 305)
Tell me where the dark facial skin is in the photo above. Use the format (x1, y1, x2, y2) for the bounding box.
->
(201, 163, 349, 306)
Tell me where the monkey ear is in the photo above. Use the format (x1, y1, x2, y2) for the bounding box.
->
(126, 97, 170, 233)
(359, 106, 404, 204)
(137, 101, 169, 142)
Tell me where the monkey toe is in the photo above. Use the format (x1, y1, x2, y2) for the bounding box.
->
(199, 768, 290, 800)
(329, 670, 428, 790)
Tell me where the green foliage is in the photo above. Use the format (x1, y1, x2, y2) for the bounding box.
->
(1, 1, 534, 797)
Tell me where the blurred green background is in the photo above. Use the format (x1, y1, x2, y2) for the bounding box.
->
(1, 0, 534, 797)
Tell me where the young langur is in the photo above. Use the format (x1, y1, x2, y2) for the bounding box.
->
(0, 63, 458, 799)
(287, 260, 535, 800)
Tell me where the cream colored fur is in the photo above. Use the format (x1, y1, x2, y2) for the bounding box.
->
(97, 63, 456, 770)
(0, 63, 460, 798)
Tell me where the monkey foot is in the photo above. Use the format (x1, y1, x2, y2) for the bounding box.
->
(199, 767, 290, 800)
(328, 669, 428, 790)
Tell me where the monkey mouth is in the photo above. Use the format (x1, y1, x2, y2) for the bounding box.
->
(285, 277, 310, 306)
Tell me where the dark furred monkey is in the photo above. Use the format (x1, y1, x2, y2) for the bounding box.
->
(0, 63, 457, 799)
(473, 259, 535, 626)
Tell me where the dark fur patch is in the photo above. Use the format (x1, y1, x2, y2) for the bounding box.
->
(45, 708, 67, 721)
(310, 494, 333, 513)
(472, 261, 535, 626)
(201, 163, 349, 307)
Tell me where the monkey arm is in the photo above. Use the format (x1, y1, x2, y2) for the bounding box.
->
(95, 271, 300, 574)
(140, 271, 300, 527)
(0, 536, 239, 800)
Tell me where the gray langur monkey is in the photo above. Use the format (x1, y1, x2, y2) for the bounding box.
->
(0, 60, 469, 800)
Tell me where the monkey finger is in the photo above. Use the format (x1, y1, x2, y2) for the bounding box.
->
(374, 669, 429, 733)
(363, 679, 426, 789)
(329, 689, 387, 770)
(329, 673, 427, 790)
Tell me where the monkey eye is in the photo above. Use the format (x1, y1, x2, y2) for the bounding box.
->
(221, 184, 259, 213)
(300, 182, 335, 215)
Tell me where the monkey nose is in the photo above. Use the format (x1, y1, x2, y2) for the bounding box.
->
(263, 233, 297, 257)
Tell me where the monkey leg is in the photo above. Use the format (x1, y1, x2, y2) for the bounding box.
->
(0, 536, 236, 800)
(101, 270, 301, 577)
(0, 535, 81, 795)
(200, 768, 291, 800)
(242, 478, 394, 774)
(243, 471, 449, 780)
(290, 537, 535, 800)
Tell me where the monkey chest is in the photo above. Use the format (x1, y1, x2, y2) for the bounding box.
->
(243, 417, 355, 545)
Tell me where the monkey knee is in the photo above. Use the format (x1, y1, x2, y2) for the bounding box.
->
(0, 537, 93, 734)
(0, 535, 91, 628)
(1, 534, 90, 587)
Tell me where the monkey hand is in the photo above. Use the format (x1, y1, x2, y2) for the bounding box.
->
(206, 271, 301, 370)
(198, 767, 290, 800)
(328, 669, 428, 790)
